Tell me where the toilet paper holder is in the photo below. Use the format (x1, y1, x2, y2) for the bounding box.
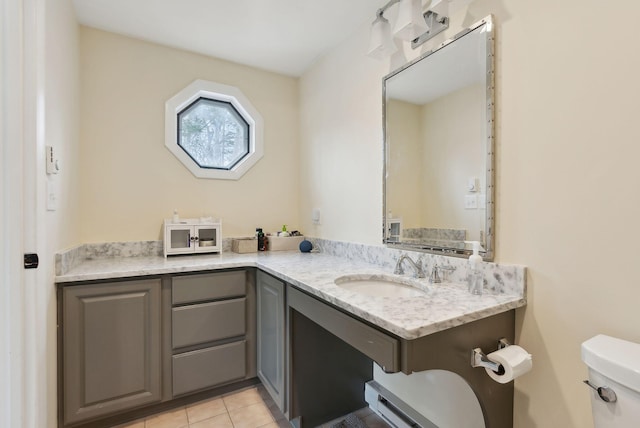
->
(471, 338, 510, 373)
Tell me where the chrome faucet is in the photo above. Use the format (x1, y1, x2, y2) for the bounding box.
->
(394, 255, 426, 278)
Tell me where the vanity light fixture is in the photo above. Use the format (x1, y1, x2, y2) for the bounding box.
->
(367, 0, 451, 59)
(393, 0, 429, 41)
(429, 0, 452, 18)
(367, 10, 398, 59)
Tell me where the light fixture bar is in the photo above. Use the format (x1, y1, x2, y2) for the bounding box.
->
(410, 11, 449, 48)
(376, 0, 401, 17)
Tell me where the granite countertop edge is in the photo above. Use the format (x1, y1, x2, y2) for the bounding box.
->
(55, 251, 526, 340)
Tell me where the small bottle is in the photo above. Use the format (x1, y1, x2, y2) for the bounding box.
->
(280, 224, 290, 237)
(256, 228, 265, 251)
(468, 241, 483, 295)
(172, 209, 179, 223)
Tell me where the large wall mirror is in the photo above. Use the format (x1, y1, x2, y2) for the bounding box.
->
(383, 16, 495, 260)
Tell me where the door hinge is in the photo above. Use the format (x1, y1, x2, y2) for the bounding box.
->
(24, 253, 39, 269)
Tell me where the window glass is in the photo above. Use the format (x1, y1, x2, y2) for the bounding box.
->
(178, 98, 249, 170)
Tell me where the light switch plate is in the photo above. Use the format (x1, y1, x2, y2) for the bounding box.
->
(312, 208, 321, 224)
(467, 177, 478, 192)
(46, 145, 60, 174)
(464, 195, 478, 209)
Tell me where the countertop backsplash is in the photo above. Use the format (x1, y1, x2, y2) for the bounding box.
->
(56, 237, 525, 298)
(309, 238, 526, 296)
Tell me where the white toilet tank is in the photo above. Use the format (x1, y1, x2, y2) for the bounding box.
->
(581, 335, 640, 428)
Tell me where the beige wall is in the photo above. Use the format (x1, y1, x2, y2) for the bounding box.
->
(79, 27, 300, 242)
(299, 29, 387, 244)
(421, 84, 485, 240)
(386, 99, 423, 229)
(300, 1, 640, 427)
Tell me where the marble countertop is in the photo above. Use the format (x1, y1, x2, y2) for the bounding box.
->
(55, 251, 526, 340)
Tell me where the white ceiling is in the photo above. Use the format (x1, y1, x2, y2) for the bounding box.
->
(72, 0, 389, 77)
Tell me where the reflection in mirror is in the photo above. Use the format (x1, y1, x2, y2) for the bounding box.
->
(383, 16, 494, 260)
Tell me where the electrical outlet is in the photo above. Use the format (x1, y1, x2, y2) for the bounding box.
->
(46, 180, 58, 211)
(312, 208, 321, 224)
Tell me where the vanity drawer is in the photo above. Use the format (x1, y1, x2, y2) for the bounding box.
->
(172, 341, 246, 396)
(172, 271, 246, 305)
(172, 298, 246, 349)
(288, 287, 399, 372)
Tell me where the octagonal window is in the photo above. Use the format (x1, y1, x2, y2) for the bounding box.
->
(178, 98, 250, 170)
(165, 80, 263, 180)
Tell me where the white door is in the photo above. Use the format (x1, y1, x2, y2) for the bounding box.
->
(1, 0, 26, 425)
(1, 0, 46, 426)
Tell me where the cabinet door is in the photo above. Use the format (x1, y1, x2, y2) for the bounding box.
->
(256, 271, 285, 411)
(194, 224, 221, 253)
(165, 225, 195, 255)
(62, 279, 162, 425)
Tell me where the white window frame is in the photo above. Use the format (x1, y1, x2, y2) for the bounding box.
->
(165, 79, 264, 180)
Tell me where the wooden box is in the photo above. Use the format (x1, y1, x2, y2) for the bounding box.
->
(268, 236, 305, 251)
(232, 238, 257, 254)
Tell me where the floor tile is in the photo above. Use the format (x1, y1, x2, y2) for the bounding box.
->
(188, 413, 234, 428)
(144, 407, 189, 428)
(354, 407, 373, 419)
(363, 412, 391, 428)
(228, 402, 274, 428)
(186, 397, 227, 423)
(223, 387, 263, 411)
(256, 423, 280, 428)
(274, 419, 291, 428)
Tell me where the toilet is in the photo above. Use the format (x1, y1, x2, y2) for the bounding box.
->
(581, 334, 640, 427)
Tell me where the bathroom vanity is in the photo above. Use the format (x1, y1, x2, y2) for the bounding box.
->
(56, 248, 525, 428)
(58, 270, 257, 427)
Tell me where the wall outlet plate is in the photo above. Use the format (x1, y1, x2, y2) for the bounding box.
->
(312, 208, 321, 224)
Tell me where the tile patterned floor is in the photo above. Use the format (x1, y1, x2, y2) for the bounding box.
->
(115, 385, 390, 428)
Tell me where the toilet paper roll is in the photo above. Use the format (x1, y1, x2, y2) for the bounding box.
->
(485, 345, 532, 384)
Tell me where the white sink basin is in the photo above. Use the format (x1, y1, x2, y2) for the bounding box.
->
(334, 274, 426, 298)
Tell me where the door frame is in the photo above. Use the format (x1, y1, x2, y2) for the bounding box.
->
(1, 0, 47, 426)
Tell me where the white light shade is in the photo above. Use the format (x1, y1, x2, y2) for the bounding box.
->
(367, 15, 398, 60)
(429, 0, 452, 17)
(393, 0, 429, 41)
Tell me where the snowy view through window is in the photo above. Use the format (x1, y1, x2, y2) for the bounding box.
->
(177, 97, 250, 170)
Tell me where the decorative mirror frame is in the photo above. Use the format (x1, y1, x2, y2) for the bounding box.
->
(382, 15, 495, 260)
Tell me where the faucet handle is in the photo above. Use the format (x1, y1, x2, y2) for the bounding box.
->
(394, 265, 405, 275)
(429, 264, 456, 283)
(439, 266, 455, 282)
(430, 265, 442, 283)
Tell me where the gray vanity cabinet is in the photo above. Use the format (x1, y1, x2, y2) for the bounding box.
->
(171, 270, 256, 397)
(256, 270, 286, 411)
(61, 279, 162, 425)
